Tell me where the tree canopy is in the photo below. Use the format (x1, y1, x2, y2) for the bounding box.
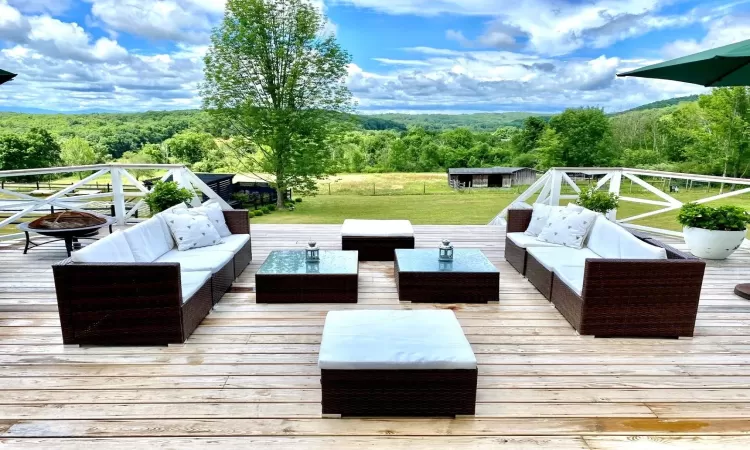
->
(202, 0, 352, 207)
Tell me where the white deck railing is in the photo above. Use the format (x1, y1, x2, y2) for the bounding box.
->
(490, 167, 750, 238)
(0, 164, 231, 241)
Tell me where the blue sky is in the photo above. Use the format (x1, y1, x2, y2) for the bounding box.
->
(0, 0, 749, 114)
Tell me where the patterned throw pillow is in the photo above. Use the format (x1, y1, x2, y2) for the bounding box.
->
(162, 213, 223, 251)
(537, 209, 599, 249)
(170, 202, 232, 238)
(525, 204, 564, 237)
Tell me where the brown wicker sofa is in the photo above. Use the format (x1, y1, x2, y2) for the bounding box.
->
(505, 207, 706, 338)
(52, 209, 251, 345)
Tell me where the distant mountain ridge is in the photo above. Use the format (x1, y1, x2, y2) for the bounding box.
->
(0, 95, 702, 132)
(614, 95, 700, 115)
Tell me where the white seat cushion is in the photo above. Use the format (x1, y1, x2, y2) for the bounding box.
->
(181, 270, 211, 303)
(554, 265, 586, 296)
(587, 216, 667, 260)
(341, 219, 414, 237)
(318, 310, 477, 370)
(156, 249, 234, 273)
(123, 217, 175, 262)
(527, 246, 600, 272)
(160, 234, 248, 260)
(507, 232, 563, 249)
(72, 231, 135, 263)
(199, 234, 249, 254)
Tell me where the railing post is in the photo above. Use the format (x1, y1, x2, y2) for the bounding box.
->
(111, 168, 126, 226)
(549, 169, 562, 206)
(608, 170, 622, 221)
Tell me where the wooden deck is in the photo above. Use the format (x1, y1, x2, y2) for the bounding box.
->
(1, 224, 750, 448)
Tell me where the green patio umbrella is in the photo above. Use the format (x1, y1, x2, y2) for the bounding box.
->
(0, 69, 17, 85)
(617, 39, 750, 87)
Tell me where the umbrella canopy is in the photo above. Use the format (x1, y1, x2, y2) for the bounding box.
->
(0, 69, 17, 85)
(617, 39, 750, 87)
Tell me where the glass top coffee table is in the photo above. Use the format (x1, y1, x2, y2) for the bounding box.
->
(255, 250, 359, 303)
(395, 249, 500, 303)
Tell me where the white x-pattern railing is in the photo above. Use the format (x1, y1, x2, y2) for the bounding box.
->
(491, 167, 750, 238)
(0, 164, 231, 241)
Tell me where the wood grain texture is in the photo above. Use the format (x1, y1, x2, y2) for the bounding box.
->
(0, 223, 749, 446)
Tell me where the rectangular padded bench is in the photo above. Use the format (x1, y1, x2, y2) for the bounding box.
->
(341, 219, 415, 261)
(318, 310, 477, 417)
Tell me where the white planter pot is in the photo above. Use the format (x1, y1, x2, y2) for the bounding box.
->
(683, 226, 746, 260)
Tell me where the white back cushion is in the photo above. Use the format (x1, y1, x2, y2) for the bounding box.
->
(123, 217, 175, 262)
(72, 231, 135, 263)
(587, 216, 667, 260)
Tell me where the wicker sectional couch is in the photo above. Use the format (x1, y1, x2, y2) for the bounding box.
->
(52, 209, 251, 345)
(505, 207, 706, 338)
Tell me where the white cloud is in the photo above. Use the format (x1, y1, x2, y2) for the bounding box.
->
(334, 0, 700, 56)
(7, 0, 72, 14)
(85, 0, 214, 44)
(662, 15, 750, 58)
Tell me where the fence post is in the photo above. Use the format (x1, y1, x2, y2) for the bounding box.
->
(328, 183, 331, 195)
(111, 168, 126, 226)
(607, 170, 623, 221)
(424, 183, 426, 195)
(373, 183, 376, 196)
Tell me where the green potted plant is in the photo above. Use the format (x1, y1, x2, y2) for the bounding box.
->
(144, 181, 194, 214)
(678, 203, 749, 259)
(576, 187, 619, 215)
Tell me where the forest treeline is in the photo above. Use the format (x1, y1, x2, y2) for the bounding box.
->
(0, 87, 748, 178)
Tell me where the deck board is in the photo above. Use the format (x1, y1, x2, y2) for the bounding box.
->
(1, 224, 750, 448)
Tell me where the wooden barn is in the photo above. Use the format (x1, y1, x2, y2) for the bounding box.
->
(448, 167, 539, 189)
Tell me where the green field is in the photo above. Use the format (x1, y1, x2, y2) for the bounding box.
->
(252, 173, 750, 231)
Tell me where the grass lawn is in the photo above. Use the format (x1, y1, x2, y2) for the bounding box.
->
(253, 173, 750, 232)
(251, 191, 517, 225)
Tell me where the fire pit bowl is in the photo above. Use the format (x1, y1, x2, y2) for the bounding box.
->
(18, 212, 115, 256)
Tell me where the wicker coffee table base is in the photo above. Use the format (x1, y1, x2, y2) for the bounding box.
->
(396, 270, 499, 303)
(256, 274, 358, 303)
(321, 368, 477, 417)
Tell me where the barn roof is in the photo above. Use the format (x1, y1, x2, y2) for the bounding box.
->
(448, 167, 534, 175)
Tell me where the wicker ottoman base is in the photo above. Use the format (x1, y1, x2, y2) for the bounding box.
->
(321, 369, 478, 417)
(342, 236, 415, 261)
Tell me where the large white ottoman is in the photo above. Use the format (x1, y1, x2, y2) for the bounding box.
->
(318, 310, 478, 417)
(341, 219, 415, 261)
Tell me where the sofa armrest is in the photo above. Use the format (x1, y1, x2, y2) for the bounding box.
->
(506, 209, 533, 233)
(52, 260, 183, 310)
(223, 210, 250, 234)
(582, 258, 706, 304)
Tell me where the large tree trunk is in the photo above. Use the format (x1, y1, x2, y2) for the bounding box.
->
(276, 187, 286, 210)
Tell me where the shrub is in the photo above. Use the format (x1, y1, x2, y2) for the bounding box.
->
(253, 210, 264, 217)
(267, 204, 277, 211)
(294, 198, 303, 203)
(576, 187, 619, 215)
(232, 192, 250, 206)
(678, 203, 750, 231)
(261, 206, 272, 214)
(144, 181, 194, 214)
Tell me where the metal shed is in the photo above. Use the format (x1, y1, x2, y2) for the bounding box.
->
(448, 167, 539, 189)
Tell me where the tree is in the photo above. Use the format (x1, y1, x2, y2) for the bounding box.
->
(512, 116, 548, 154)
(0, 128, 61, 172)
(61, 137, 100, 178)
(202, 0, 352, 208)
(549, 108, 615, 167)
(165, 131, 217, 165)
